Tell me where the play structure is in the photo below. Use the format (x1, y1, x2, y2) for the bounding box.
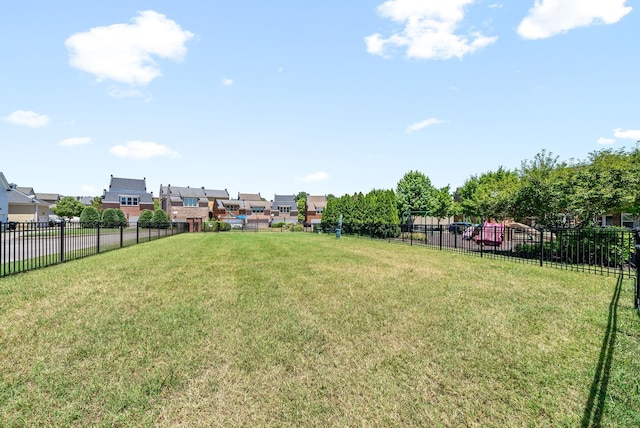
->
(464, 220, 505, 246)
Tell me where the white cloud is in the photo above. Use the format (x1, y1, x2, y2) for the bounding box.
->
(109, 141, 180, 160)
(517, 0, 632, 40)
(222, 78, 234, 86)
(613, 128, 640, 140)
(406, 118, 444, 134)
(298, 172, 330, 183)
(65, 10, 194, 86)
(108, 87, 144, 98)
(3, 110, 50, 128)
(59, 137, 91, 147)
(366, 0, 497, 60)
(597, 137, 615, 145)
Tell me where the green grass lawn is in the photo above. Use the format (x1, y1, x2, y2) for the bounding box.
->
(1, 233, 638, 427)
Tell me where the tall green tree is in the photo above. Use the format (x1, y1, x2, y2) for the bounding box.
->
(514, 150, 568, 227)
(90, 196, 103, 212)
(53, 196, 85, 219)
(431, 186, 454, 224)
(295, 191, 307, 222)
(396, 170, 436, 222)
(566, 148, 636, 226)
(457, 167, 519, 221)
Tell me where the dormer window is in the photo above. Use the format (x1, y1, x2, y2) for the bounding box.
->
(120, 196, 139, 206)
(183, 197, 197, 207)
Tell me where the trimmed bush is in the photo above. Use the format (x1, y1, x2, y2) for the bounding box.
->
(116, 209, 127, 226)
(101, 208, 123, 228)
(151, 210, 170, 229)
(79, 206, 101, 228)
(138, 209, 153, 228)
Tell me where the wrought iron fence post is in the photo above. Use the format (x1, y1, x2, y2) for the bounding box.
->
(635, 230, 640, 309)
(60, 220, 65, 263)
(454, 227, 458, 249)
(120, 224, 124, 248)
(539, 227, 544, 267)
(439, 225, 443, 250)
(136, 222, 140, 244)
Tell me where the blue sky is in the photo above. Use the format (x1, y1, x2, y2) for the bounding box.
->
(1, 0, 639, 200)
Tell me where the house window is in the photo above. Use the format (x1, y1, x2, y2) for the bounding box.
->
(183, 197, 197, 207)
(120, 196, 139, 206)
(252, 207, 265, 214)
(622, 213, 635, 229)
(279, 206, 290, 213)
(227, 205, 239, 213)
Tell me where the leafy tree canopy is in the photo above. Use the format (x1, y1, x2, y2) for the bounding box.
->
(457, 167, 519, 221)
(396, 170, 436, 220)
(53, 196, 84, 219)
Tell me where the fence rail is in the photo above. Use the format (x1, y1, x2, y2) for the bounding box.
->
(0, 221, 189, 278)
(322, 222, 638, 281)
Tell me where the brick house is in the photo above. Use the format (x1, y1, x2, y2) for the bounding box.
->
(271, 194, 298, 224)
(159, 185, 229, 232)
(214, 193, 272, 228)
(305, 195, 327, 226)
(102, 175, 154, 224)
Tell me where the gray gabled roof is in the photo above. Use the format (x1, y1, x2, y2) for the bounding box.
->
(219, 199, 244, 209)
(108, 176, 148, 193)
(238, 193, 262, 201)
(306, 195, 327, 211)
(36, 193, 62, 203)
(103, 176, 153, 203)
(7, 188, 49, 206)
(16, 187, 35, 196)
(161, 185, 229, 200)
(204, 188, 229, 199)
(272, 194, 297, 211)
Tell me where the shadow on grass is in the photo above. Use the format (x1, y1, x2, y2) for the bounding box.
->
(581, 274, 623, 428)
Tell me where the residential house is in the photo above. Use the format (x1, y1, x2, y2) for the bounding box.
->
(271, 194, 298, 224)
(214, 193, 272, 228)
(6, 183, 50, 223)
(159, 185, 229, 232)
(74, 196, 94, 206)
(215, 198, 243, 225)
(102, 175, 154, 224)
(599, 213, 638, 229)
(31, 192, 62, 217)
(203, 188, 230, 219)
(239, 193, 272, 228)
(305, 195, 327, 226)
(0, 172, 9, 224)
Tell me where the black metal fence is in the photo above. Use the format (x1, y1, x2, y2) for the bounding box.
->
(324, 222, 638, 280)
(0, 221, 189, 278)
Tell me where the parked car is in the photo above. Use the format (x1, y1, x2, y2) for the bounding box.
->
(48, 215, 63, 227)
(449, 222, 471, 234)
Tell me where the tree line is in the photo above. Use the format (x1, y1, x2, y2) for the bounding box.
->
(315, 147, 639, 231)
